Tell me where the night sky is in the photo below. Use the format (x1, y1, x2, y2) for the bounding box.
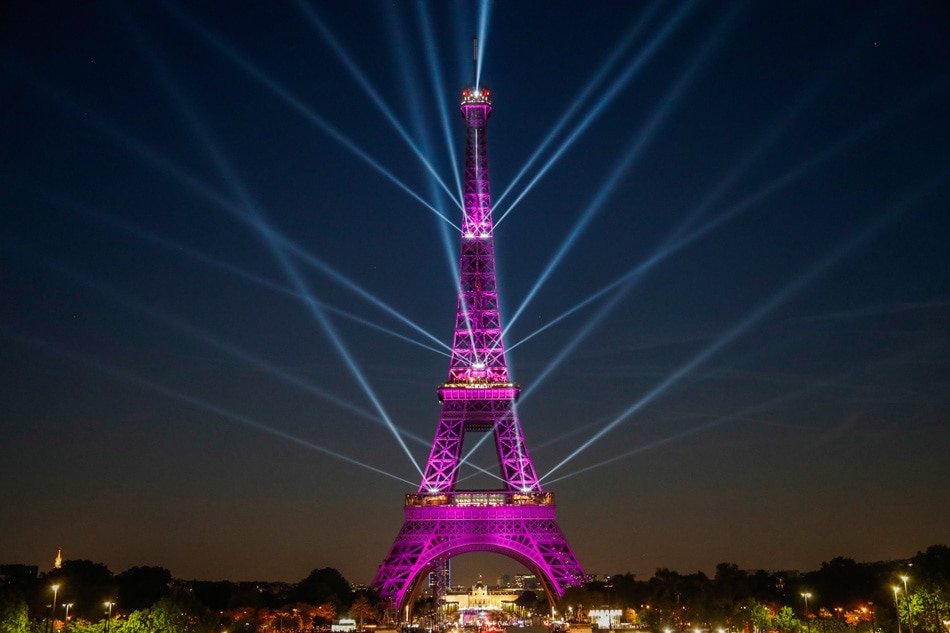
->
(2, 2, 949, 588)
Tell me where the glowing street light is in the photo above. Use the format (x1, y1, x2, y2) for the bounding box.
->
(63, 603, 73, 631)
(104, 602, 114, 633)
(893, 587, 902, 633)
(801, 592, 813, 633)
(900, 576, 914, 633)
(47, 584, 60, 633)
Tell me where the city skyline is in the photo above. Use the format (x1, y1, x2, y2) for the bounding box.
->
(2, 2, 948, 586)
(5, 543, 943, 587)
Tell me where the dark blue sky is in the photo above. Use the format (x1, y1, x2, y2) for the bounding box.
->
(2, 1, 948, 587)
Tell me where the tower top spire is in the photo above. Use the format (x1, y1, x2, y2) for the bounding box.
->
(472, 36, 478, 86)
(450, 61, 501, 385)
(461, 37, 489, 106)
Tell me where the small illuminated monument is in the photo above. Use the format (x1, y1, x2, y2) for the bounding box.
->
(372, 47, 586, 616)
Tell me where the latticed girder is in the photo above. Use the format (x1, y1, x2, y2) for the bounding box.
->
(460, 103, 493, 235)
(372, 504, 586, 614)
(447, 98, 510, 384)
(449, 239, 507, 382)
(495, 401, 540, 491)
(418, 395, 540, 493)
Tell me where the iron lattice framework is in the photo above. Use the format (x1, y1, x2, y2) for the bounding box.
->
(372, 84, 586, 613)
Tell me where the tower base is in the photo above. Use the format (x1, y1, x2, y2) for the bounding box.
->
(373, 493, 585, 613)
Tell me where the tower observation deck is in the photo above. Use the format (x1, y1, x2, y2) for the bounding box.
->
(372, 73, 586, 616)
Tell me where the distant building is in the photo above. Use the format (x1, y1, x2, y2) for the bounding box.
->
(429, 560, 451, 597)
(54, 549, 63, 570)
(512, 575, 539, 590)
(0, 564, 39, 585)
(445, 581, 521, 611)
(589, 609, 622, 629)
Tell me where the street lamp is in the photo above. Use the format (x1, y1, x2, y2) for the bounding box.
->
(48, 585, 60, 633)
(861, 604, 876, 633)
(900, 576, 914, 633)
(63, 604, 73, 632)
(893, 587, 902, 633)
(105, 602, 114, 633)
(801, 593, 813, 633)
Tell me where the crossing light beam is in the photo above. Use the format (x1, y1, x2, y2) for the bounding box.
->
(540, 167, 949, 484)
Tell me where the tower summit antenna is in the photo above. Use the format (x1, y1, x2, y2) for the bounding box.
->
(472, 36, 478, 86)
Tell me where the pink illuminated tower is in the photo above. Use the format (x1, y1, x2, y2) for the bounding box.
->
(372, 61, 586, 614)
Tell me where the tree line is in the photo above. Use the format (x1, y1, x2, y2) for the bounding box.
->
(558, 545, 950, 633)
(0, 563, 376, 633)
(1, 544, 947, 633)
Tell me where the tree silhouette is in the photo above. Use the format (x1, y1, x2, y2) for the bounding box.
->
(294, 568, 352, 614)
(116, 566, 172, 612)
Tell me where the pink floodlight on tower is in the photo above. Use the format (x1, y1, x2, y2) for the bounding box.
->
(373, 41, 586, 617)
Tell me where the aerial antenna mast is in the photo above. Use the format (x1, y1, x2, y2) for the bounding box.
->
(472, 36, 478, 87)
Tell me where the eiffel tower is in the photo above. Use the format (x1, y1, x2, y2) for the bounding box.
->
(372, 55, 586, 614)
